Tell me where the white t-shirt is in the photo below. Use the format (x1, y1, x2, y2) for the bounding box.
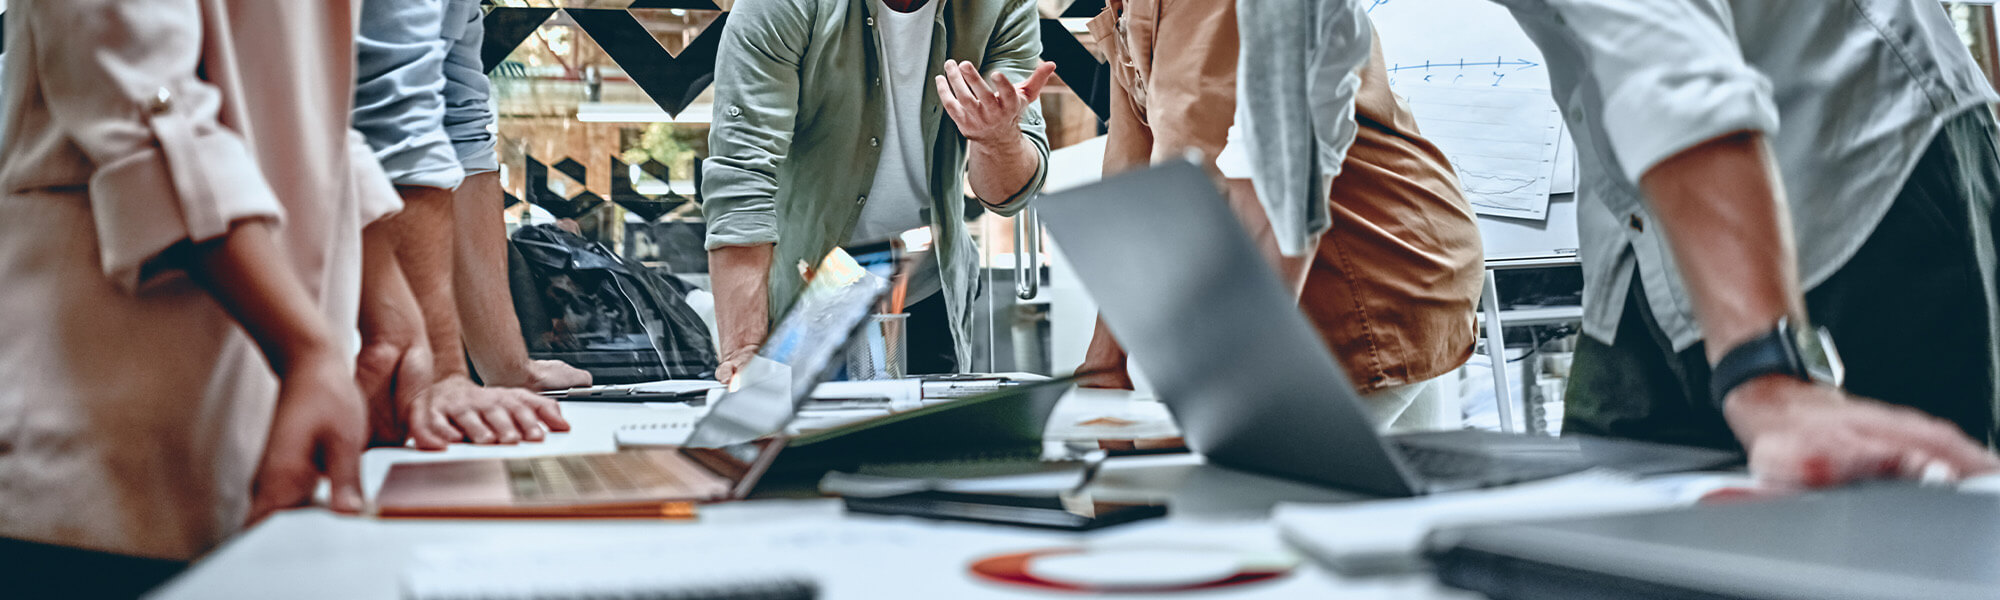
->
(848, 0, 940, 245)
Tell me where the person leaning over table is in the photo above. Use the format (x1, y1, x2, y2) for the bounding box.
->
(1072, 0, 1485, 433)
(0, 0, 427, 594)
(351, 0, 581, 451)
(1473, 0, 2000, 485)
(701, 0, 1055, 382)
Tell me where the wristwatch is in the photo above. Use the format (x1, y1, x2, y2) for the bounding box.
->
(1709, 316, 1846, 409)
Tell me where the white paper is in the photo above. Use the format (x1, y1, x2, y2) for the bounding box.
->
(1273, 471, 1679, 575)
(809, 380, 924, 410)
(1368, 0, 1554, 92)
(1396, 84, 1561, 220)
(1370, 0, 1569, 219)
(1550, 122, 1579, 194)
(635, 380, 726, 394)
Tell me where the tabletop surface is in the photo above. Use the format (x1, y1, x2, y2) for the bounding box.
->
(151, 389, 1480, 600)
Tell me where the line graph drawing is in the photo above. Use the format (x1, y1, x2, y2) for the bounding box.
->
(1387, 57, 1542, 87)
(1397, 84, 1560, 220)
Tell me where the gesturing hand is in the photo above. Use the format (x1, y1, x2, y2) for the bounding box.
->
(936, 59, 1057, 143)
(247, 354, 368, 526)
(1726, 376, 2000, 487)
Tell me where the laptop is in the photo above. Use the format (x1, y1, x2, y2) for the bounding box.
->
(375, 247, 894, 516)
(1036, 161, 1739, 498)
(1427, 484, 2000, 600)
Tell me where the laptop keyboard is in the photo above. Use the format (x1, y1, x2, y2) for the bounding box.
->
(504, 453, 686, 502)
(1392, 439, 1588, 487)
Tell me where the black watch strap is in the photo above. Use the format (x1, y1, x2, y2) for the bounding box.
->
(1709, 327, 1802, 411)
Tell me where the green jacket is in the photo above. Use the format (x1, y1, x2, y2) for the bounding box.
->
(701, 0, 1049, 368)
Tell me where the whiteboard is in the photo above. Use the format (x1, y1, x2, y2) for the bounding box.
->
(1479, 193, 1580, 264)
(1368, 0, 1582, 262)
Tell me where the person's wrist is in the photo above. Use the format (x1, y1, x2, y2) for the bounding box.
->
(965, 126, 1024, 147)
(1721, 374, 1837, 444)
(476, 361, 535, 389)
(273, 336, 345, 379)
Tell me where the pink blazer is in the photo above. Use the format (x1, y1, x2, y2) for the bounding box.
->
(0, 0, 401, 560)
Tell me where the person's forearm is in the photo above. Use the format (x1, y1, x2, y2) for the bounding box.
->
(186, 220, 343, 375)
(382, 184, 472, 378)
(451, 171, 536, 386)
(967, 132, 1041, 207)
(710, 244, 775, 356)
(358, 222, 430, 443)
(1639, 132, 1802, 364)
(360, 223, 428, 349)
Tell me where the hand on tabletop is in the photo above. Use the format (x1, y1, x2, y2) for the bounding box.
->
(1076, 324, 1136, 390)
(716, 343, 761, 385)
(521, 359, 593, 393)
(1725, 376, 2000, 487)
(936, 59, 1056, 144)
(1073, 362, 1135, 390)
(247, 353, 367, 525)
(355, 334, 436, 448)
(400, 375, 572, 450)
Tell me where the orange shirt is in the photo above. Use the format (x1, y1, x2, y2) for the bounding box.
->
(1090, 2, 1482, 392)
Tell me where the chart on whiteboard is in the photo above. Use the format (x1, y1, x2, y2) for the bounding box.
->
(1397, 84, 1560, 220)
(1367, 0, 1576, 221)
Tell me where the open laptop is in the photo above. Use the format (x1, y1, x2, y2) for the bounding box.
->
(1037, 161, 1738, 498)
(375, 247, 893, 516)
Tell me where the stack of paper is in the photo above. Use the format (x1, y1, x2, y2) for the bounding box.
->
(1273, 472, 1695, 575)
(1371, 0, 1578, 221)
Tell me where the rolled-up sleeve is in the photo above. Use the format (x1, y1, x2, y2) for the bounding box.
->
(353, 0, 464, 190)
(441, 0, 498, 175)
(976, 0, 1050, 216)
(349, 129, 407, 227)
(30, 0, 285, 293)
(701, 0, 809, 250)
(1529, 0, 1778, 188)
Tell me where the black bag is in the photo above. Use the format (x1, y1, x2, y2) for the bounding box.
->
(508, 224, 718, 383)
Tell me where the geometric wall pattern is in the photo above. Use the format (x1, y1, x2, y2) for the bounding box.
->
(482, 1, 1110, 221)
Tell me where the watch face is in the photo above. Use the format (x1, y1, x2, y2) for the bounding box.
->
(1792, 323, 1846, 388)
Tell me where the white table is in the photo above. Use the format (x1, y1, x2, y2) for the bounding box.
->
(150, 390, 1479, 600)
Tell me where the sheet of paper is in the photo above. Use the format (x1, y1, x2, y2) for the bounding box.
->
(1395, 84, 1561, 220)
(1550, 122, 1578, 194)
(1370, 0, 1569, 218)
(634, 379, 726, 395)
(1274, 472, 1671, 575)
(1368, 0, 1554, 92)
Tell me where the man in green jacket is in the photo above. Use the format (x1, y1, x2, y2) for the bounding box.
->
(701, 0, 1054, 382)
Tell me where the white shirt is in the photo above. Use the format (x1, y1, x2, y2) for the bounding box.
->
(1495, 0, 1998, 349)
(849, 0, 940, 246)
(1231, 0, 1371, 257)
